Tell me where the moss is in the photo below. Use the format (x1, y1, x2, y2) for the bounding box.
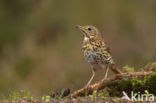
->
(119, 76, 131, 88)
(104, 81, 121, 97)
(108, 89, 120, 97)
(111, 99, 120, 103)
(130, 78, 144, 92)
(144, 72, 156, 94)
(105, 72, 156, 97)
(144, 62, 156, 72)
(123, 72, 156, 96)
(122, 65, 135, 73)
(1, 90, 33, 102)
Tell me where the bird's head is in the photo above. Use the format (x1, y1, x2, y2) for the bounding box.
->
(75, 25, 101, 39)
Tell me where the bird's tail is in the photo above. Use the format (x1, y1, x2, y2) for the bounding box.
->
(110, 64, 122, 74)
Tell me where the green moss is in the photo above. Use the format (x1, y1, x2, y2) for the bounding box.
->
(112, 98, 120, 103)
(1, 90, 33, 101)
(144, 72, 156, 94)
(119, 76, 131, 88)
(105, 72, 156, 97)
(104, 81, 121, 97)
(131, 78, 144, 86)
(144, 62, 156, 72)
(122, 65, 135, 72)
(130, 78, 144, 92)
(108, 89, 120, 97)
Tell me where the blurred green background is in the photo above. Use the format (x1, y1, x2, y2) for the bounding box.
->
(0, 0, 156, 96)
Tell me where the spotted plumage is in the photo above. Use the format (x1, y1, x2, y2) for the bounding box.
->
(83, 38, 114, 68)
(75, 25, 121, 88)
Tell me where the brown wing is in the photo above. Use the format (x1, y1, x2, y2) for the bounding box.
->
(105, 44, 111, 54)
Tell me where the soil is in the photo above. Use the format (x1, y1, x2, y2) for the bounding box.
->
(7, 97, 156, 103)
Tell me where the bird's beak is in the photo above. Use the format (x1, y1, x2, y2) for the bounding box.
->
(75, 25, 88, 37)
(75, 25, 82, 29)
(75, 25, 85, 32)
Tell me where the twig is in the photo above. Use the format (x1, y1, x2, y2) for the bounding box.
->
(71, 71, 153, 97)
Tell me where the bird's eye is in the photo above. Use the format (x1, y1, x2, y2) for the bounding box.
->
(87, 28, 92, 31)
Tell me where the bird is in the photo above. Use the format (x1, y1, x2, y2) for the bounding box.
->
(75, 25, 122, 88)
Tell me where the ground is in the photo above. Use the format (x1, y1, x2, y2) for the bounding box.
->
(3, 97, 156, 103)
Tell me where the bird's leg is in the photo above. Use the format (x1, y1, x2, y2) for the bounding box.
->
(84, 68, 96, 88)
(102, 66, 109, 81)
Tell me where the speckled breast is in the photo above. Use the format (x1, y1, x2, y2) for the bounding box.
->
(83, 44, 107, 66)
(84, 50, 102, 65)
